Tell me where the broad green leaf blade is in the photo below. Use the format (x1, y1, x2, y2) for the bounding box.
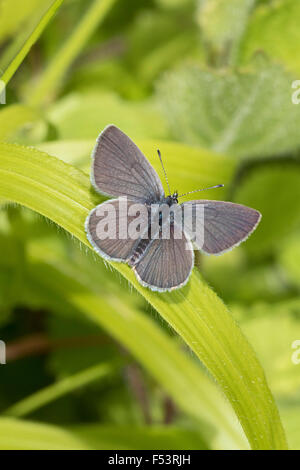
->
(232, 159, 300, 256)
(0, 142, 287, 449)
(280, 406, 300, 451)
(0, 418, 208, 450)
(197, 0, 255, 66)
(157, 63, 300, 159)
(46, 92, 170, 140)
(232, 299, 300, 396)
(4, 362, 114, 418)
(26, 0, 117, 107)
(23, 224, 246, 449)
(37, 138, 236, 196)
(25, 259, 246, 449)
(69, 424, 209, 450)
(279, 230, 300, 290)
(0, 0, 64, 87)
(0, 418, 89, 450)
(0, 0, 42, 43)
(232, 298, 300, 450)
(128, 7, 201, 88)
(0, 105, 40, 141)
(2, 217, 243, 448)
(239, 0, 300, 75)
(279, 235, 300, 288)
(202, 249, 290, 305)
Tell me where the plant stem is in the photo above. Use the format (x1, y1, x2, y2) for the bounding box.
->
(27, 0, 117, 107)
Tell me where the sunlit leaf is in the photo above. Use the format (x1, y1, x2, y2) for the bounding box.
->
(47, 92, 170, 140)
(0, 418, 208, 450)
(232, 158, 300, 256)
(69, 424, 209, 450)
(5, 362, 115, 418)
(279, 234, 300, 288)
(0, 0, 64, 87)
(0, 105, 40, 141)
(239, 0, 300, 75)
(197, 0, 255, 66)
(157, 63, 300, 159)
(232, 300, 300, 396)
(0, 142, 287, 449)
(0, 0, 49, 43)
(26, 0, 117, 107)
(202, 249, 290, 304)
(37, 138, 236, 197)
(24, 258, 246, 448)
(280, 406, 300, 451)
(0, 418, 89, 450)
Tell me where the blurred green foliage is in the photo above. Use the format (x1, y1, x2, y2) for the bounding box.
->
(0, 0, 300, 450)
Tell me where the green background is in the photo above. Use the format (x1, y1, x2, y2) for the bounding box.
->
(0, 0, 300, 450)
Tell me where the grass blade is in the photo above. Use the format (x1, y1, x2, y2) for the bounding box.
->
(0, 418, 208, 450)
(27, 0, 117, 107)
(0, 104, 40, 141)
(4, 362, 114, 418)
(25, 259, 247, 449)
(0, 0, 64, 87)
(0, 141, 288, 449)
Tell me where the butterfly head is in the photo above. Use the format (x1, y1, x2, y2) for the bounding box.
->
(165, 191, 178, 206)
(172, 191, 179, 204)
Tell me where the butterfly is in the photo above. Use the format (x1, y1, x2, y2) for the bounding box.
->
(85, 125, 261, 292)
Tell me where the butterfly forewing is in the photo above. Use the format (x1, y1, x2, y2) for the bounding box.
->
(182, 200, 261, 255)
(91, 125, 164, 202)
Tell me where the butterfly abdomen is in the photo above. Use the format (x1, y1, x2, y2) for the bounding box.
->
(128, 237, 152, 266)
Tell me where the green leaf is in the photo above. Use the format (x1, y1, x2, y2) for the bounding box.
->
(24, 259, 246, 449)
(0, 0, 48, 43)
(0, 105, 40, 141)
(4, 362, 114, 418)
(280, 406, 300, 451)
(197, 0, 255, 66)
(26, 0, 117, 107)
(37, 139, 93, 171)
(157, 63, 300, 159)
(0, 0, 64, 87)
(279, 234, 300, 288)
(69, 424, 209, 450)
(233, 299, 300, 396)
(22, 220, 245, 447)
(129, 11, 200, 86)
(3, 213, 243, 447)
(239, 0, 300, 75)
(37, 137, 236, 194)
(202, 249, 290, 304)
(0, 418, 89, 450)
(47, 92, 170, 140)
(156, 0, 194, 10)
(0, 141, 287, 449)
(0, 418, 208, 450)
(232, 298, 300, 450)
(232, 159, 300, 256)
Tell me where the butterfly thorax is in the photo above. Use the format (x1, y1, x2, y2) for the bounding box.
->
(128, 197, 179, 267)
(128, 235, 151, 267)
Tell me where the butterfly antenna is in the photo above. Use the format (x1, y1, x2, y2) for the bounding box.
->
(178, 184, 224, 198)
(157, 149, 171, 196)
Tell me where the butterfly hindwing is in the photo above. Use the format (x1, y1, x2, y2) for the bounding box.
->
(85, 198, 149, 262)
(132, 224, 194, 292)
